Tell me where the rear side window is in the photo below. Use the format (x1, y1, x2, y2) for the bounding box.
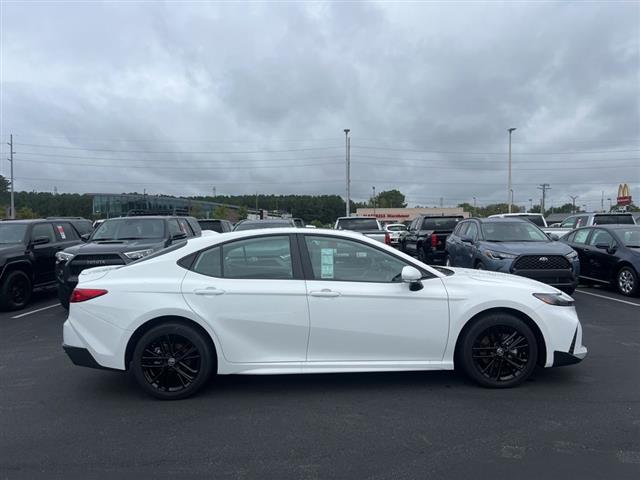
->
(222, 236, 293, 279)
(177, 218, 194, 236)
(588, 229, 615, 247)
(53, 222, 79, 241)
(192, 247, 222, 277)
(573, 229, 591, 245)
(593, 215, 634, 225)
(575, 216, 590, 228)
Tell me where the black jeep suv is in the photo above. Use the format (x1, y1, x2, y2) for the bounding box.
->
(0, 219, 86, 310)
(56, 216, 201, 309)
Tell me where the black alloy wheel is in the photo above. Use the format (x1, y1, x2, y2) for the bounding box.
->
(131, 323, 214, 400)
(0, 270, 32, 311)
(460, 314, 537, 388)
(617, 266, 638, 297)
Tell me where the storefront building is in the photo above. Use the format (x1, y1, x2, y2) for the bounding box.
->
(356, 207, 469, 224)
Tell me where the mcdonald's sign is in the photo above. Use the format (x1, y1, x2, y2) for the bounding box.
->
(617, 183, 632, 206)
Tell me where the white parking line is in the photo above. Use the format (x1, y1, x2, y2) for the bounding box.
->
(11, 303, 61, 319)
(575, 290, 640, 307)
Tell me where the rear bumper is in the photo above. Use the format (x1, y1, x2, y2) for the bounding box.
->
(63, 344, 117, 371)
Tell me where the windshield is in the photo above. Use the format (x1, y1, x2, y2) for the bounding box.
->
(421, 217, 461, 230)
(337, 218, 379, 230)
(386, 225, 407, 231)
(481, 222, 549, 242)
(91, 218, 165, 240)
(0, 224, 28, 244)
(616, 227, 640, 247)
(233, 221, 291, 231)
(594, 215, 635, 225)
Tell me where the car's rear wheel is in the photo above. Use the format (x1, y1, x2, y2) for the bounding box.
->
(131, 323, 214, 400)
(617, 266, 638, 297)
(460, 314, 538, 388)
(0, 270, 32, 311)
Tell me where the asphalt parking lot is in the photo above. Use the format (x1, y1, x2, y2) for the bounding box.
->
(1, 286, 639, 479)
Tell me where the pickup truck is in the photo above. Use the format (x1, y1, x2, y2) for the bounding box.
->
(334, 217, 390, 245)
(543, 212, 636, 238)
(401, 215, 464, 264)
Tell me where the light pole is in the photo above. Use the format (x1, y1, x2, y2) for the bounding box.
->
(507, 127, 516, 213)
(528, 198, 533, 212)
(607, 198, 612, 211)
(372, 186, 376, 216)
(569, 195, 578, 214)
(473, 196, 477, 215)
(344, 129, 351, 217)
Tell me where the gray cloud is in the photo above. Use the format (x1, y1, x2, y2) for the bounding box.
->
(1, 1, 638, 211)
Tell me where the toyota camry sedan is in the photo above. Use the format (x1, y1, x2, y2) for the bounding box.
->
(63, 228, 587, 400)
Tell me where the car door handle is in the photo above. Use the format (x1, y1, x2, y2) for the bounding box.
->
(193, 287, 225, 296)
(309, 289, 341, 298)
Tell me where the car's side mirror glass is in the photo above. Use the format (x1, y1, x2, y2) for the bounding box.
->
(31, 236, 50, 246)
(548, 233, 559, 241)
(80, 233, 90, 242)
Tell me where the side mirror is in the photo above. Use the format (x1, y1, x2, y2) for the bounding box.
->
(461, 235, 474, 244)
(595, 242, 611, 250)
(401, 266, 424, 291)
(31, 236, 50, 246)
(548, 233, 559, 241)
(80, 233, 91, 242)
(171, 232, 187, 241)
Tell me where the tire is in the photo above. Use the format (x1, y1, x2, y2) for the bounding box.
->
(616, 266, 639, 297)
(130, 322, 215, 400)
(0, 270, 32, 311)
(58, 284, 70, 310)
(459, 314, 538, 388)
(417, 245, 427, 263)
(475, 261, 485, 270)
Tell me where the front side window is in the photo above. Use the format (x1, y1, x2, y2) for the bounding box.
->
(222, 236, 292, 279)
(31, 223, 56, 243)
(588, 229, 615, 248)
(177, 218, 194, 236)
(575, 216, 590, 228)
(465, 222, 479, 240)
(561, 217, 577, 228)
(305, 236, 410, 283)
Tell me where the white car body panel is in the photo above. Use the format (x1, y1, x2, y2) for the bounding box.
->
(63, 228, 586, 375)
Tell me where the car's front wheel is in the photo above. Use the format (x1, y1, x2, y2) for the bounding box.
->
(131, 322, 215, 400)
(460, 314, 538, 388)
(617, 266, 638, 297)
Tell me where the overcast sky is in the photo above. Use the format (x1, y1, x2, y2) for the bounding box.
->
(1, 1, 638, 211)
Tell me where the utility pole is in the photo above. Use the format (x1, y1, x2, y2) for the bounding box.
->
(507, 127, 517, 213)
(601, 191, 604, 212)
(372, 186, 376, 216)
(439, 197, 444, 208)
(528, 198, 533, 212)
(569, 195, 578, 213)
(473, 196, 477, 214)
(6, 134, 15, 219)
(212, 186, 216, 198)
(344, 129, 351, 217)
(537, 183, 550, 215)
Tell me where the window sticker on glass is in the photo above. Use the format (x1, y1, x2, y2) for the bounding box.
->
(321, 248, 334, 279)
(56, 225, 66, 240)
(356, 251, 367, 258)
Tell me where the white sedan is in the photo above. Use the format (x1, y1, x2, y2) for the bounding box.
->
(63, 228, 587, 399)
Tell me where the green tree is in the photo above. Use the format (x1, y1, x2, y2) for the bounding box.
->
(237, 206, 248, 220)
(213, 205, 228, 219)
(16, 206, 37, 219)
(0, 175, 9, 193)
(375, 189, 407, 208)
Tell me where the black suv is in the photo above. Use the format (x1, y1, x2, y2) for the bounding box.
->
(56, 216, 201, 309)
(0, 219, 85, 310)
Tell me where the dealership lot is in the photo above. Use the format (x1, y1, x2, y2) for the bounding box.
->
(1, 287, 639, 479)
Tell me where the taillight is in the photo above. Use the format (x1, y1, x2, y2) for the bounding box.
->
(70, 288, 108, 303)
(431, 233, 438, 247)
(384, 232, 391, 245)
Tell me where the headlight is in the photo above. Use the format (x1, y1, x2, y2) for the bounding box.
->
(124, 249, 154, 260)
(55, 251, 75, 262)
(484, 250, 517, 260)
(565, 250, 578, 260)
(533, 292, 574, 306)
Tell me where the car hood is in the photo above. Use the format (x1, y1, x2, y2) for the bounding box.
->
(64, 239, 166, 255)
(479, 241, 574, 256)
(442, 267, 560, 293)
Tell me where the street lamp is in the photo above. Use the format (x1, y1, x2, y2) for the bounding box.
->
(528, 198, 533, 212)
(507, 127, 517, 213)
(372, 186, 376, 216)
(344, 129, 351, 216)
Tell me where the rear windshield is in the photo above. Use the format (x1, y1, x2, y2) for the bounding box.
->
(421, 217, 461, 230)
(386, 225, 407, 231)
(481, 222, 549, 242)
(199, 221, 224, 233)
(336, 218, 379, 231)
(92, 218, 165, 240)
(593, 214, 635, 225)
(615, 227, 640, 247)
(515, 215, 545, 227)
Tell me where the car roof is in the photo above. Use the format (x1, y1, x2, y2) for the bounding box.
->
(489, 213, 542, 217)
(1, 219, 56, 224)
(470, 217, 529, 223)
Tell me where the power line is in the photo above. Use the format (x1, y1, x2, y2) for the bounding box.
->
(13, 143, 342, 154)
(349, 153, 640, 165)
(350, 159, 639, 171)
(15, 176, 345, 186)
(351, 145, 640, 155)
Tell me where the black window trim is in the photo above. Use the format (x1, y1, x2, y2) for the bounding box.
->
(296, 232, 436, 284)
(180, 233, 304, 280)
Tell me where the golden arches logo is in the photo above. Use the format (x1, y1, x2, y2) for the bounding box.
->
(617, 184, 630, 198)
